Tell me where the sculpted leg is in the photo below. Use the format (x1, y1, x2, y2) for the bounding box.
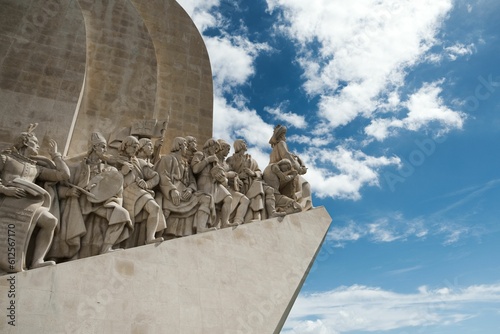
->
(144, 200, 164, 244)
(220, 196, 236, 228)
(31, 210, 57, 268)
(194, 195, 215, 233)
(265, 186, 286, 218)
(233, 195, 250, 225)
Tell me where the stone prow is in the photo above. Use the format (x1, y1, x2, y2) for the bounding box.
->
(0, 207, 331, 333)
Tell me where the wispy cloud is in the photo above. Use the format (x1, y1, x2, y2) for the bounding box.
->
(327, 213, 428, 247)
(265, 103, 307, 129)
(283, 283, 500, 334)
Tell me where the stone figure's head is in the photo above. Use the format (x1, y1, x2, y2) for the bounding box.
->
(13, 123, 39, 156)
(185, 136, 197, 152)
(278, 158, 293, 172)
(88, 132, 107, 157)
(120, 136, 140, 157)
(217, 139, 230, 158)
(203, 138, 220, 156)
(137, 138, 153, 159)
(233, 139, 247, 153)
(269, 124, 287, 146)
(171, 137, 188, 156)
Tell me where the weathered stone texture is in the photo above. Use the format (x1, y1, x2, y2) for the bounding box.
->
(0, 0, 213, 157)
(0, 0, 86, 155)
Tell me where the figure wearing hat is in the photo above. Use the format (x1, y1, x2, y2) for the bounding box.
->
(49, 132, 132, 260)
(0, 124, 70, 272)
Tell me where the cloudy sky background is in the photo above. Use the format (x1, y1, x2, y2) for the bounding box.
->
(177, 0, 500, 333)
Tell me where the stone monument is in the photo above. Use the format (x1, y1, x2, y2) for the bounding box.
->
(0, 0, 332, 333)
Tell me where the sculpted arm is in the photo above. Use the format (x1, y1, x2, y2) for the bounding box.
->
(191, 152, 217, 174)
(38, 139, 71, 182)
(0, 154, 24, 198)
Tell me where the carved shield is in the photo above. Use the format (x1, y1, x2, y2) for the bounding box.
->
(87, 170, 124, 203)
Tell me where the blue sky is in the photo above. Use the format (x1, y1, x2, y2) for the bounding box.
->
(176, 0, 500, 333)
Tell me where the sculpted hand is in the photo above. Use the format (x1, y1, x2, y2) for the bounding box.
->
(48, 139, 57, 154)
(171, 189, 181, 206)
(66, 188, 81, 198)
(243, 167, 254, 176)
(137, 179, 148, 189)
(2, 186, 27, 198)
(181, 188, 193, 200)
(121, 162, 132, 174)
(206, 155, 218, 163)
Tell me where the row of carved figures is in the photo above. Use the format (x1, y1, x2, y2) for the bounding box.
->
(0, 124, 312, 274)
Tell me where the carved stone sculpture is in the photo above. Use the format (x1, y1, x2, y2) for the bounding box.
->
(192, 139, 236, 228)
(0, 124, 70, 273)
(227, 139, 285, 220)
(263, 159, 302, 214)
(155, 137, 215, 237)
(49, 133, 133, 260)
(269, 125, 313, 211)
(216, 139, 250, 224)
(116, 136, 165, 247)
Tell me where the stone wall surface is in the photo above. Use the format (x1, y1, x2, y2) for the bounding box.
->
(0, 207, 332, 334)
(0, 0, 86, 155)
(0, 0, 213, 156)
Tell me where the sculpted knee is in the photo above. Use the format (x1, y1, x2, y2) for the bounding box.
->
(38, 211, 58, 230)
(240, 196, 250, 205)
(223, 196, 232, 205)
(199, 194, 211, 206)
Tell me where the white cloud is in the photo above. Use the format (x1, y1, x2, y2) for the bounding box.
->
(265, 104, 307, 129)
(303, 147, 400, 200)
(282, 283, 500, 334)
(365, 81, 466, 141)
(287, 134, 334, 147)
(206, 36, 270, 93)
(267, 0, 456, 131)
(212, 95, 274, 150)
(327, 213, 429, 246)
(444, 43, 475, 60)
(176, 0, 221, 32)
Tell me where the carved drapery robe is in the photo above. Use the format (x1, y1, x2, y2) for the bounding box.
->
(155, 153, 214, 237)
(49, 160, 132, 260)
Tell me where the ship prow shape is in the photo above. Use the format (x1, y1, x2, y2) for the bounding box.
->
(0, 207, 331, 333)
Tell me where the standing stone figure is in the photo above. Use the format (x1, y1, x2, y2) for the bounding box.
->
(117, 136, 165, 247)
(49, 133, 132, 260)
(216, 139, 250, 224)
(0, 124, 70, 273)
(155, 137, 215, 237)
(191, 139, 236, 228)
(227, 139, 285, 220)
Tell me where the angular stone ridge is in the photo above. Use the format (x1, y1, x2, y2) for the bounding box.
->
(0, 206, 331, 333)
